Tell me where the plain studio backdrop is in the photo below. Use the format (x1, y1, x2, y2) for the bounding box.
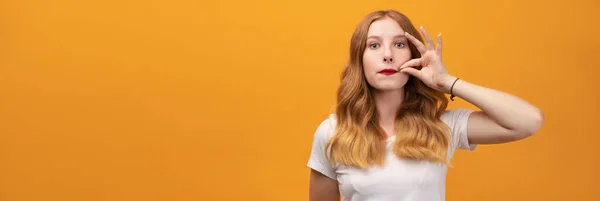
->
(1, 0, 599, 200)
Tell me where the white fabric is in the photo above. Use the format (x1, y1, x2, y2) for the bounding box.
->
(307, 108, 476, 201)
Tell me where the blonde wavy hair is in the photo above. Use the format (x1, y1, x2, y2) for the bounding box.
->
(326, 10, 452, 168)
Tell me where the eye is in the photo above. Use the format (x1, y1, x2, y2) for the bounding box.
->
(369, 43, 380, 49)
(395, 42, 405, 48)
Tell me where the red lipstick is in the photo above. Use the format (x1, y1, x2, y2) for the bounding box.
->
(379, 68, 398, 75)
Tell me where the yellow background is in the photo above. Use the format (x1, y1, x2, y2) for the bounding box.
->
(1, 0, 599, 200)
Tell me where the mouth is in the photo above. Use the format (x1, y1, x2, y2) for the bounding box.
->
(378, 68, 398, 75)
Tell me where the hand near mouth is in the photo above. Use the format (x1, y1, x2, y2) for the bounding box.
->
(399, 26, 456, 94)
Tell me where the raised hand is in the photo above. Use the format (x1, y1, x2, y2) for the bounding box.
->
(399, 26, 456, 94)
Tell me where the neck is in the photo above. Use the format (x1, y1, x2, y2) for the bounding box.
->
(372, 88, 405, 129)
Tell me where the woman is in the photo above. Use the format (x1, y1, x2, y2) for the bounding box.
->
(306, 9, 544, 201)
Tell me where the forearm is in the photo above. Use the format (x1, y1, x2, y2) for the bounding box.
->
(444, 76, 544, 134)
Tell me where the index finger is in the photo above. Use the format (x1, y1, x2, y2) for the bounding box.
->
(420, 26, 435, 51)
(405, 32, 426, 54)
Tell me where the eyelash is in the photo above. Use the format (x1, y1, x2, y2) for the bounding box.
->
(369, 42, 405, 49)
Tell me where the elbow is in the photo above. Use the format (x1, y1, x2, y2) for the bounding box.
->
(515, 109, 545, 139)
(529, 108, 545, 135)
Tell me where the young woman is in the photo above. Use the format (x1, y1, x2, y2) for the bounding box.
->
(307, 9, 544, 201)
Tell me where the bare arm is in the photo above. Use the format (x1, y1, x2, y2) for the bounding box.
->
(309, 169, 340, 201)
(448, 77, 544, 144)
(399, 27, 544, 144)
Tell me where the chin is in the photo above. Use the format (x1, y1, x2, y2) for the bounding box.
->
(373, 79, 408, 90)
(371, 83, 406, 92)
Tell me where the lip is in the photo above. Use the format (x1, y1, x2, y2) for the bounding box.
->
(379, 68, 398, 75)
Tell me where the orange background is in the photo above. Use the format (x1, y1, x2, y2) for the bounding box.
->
(1, 0, 599, 200)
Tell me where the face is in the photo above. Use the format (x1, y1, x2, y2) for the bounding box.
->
(362, 17, 412, 91)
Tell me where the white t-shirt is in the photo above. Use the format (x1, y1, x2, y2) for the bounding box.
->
(307, 108, 477, 201)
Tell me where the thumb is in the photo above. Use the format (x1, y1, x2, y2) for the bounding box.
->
(400, 67, 421, 79)
(399, 58, 421, 69)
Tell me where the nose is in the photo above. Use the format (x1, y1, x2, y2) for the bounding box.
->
(383, 56, 393, 63)
(383, 47, 393, 64)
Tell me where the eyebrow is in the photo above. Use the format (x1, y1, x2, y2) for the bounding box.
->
(367, 34, 406, 39)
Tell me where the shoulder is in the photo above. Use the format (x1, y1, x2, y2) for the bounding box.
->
(313, 114, 337, 141)
(440, 108, 475, 126)
(440, 108, 478, 152)
(307, 114, 339, 180)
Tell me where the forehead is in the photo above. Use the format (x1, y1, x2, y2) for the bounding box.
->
(367, 17, 405, 37)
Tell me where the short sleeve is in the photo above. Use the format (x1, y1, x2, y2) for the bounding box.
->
(306, 115, 337, 180)
(441, 108, 477, 152)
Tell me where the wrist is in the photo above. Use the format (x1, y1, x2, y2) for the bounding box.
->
(441, 75, 458, 94)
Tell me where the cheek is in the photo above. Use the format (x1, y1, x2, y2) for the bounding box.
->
(396, 50, 412, 63)
(362, 51, 378, 73)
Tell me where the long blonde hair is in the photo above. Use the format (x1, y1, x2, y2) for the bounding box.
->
(326, 10, 451, 168)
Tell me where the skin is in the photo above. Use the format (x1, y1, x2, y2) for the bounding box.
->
(309, 17, 544, 201)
